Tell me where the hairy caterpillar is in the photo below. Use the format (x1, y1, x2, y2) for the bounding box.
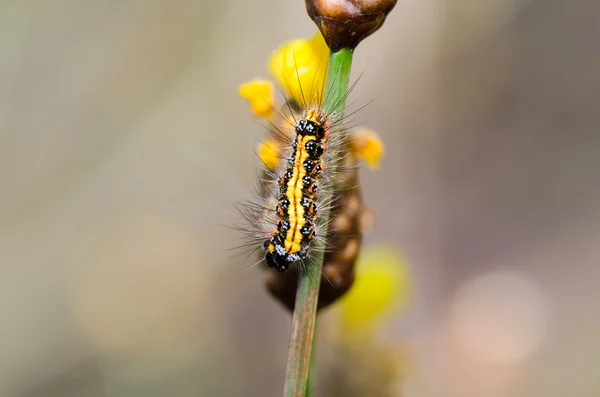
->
(235, 34, 382, 288)
(263, 110, 368, 310)
(266, 108, 330, 271)
(235, 80, 356, 275)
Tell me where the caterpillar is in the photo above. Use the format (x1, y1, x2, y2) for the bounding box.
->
(234, 34, 382, 283)
(233, 79, 355, 275)
(266, 108, 330, 272)
(232, 81, 375, 308)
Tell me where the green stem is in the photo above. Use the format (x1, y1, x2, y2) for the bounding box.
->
(282, 47, 354, 397)
(324, 48, 354, 114)
(305, 336, 316, 397)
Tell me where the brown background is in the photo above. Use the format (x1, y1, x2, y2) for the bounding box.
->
(1, 0, 599, 396)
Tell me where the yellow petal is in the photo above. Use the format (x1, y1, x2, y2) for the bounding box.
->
(338, 245, 412, 332)
(267, 32, 329, 106)
(257, 139, 280, 170)
(351, 128, 385, 170)
(238, 79, 275, 119)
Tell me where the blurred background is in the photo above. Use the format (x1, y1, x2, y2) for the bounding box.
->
(1, 0, 599, 396)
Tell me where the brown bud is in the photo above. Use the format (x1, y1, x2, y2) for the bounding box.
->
(306, 0, 398, 52)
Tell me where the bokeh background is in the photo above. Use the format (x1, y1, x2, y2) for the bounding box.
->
(1, 0, 599, 396)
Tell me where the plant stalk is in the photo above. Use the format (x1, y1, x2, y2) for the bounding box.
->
(283, 47, 354, 397)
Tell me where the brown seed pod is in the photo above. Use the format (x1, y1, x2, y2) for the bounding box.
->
(305, 0, 398, 51)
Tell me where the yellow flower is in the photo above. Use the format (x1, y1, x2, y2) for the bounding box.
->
(238, 79, 275, 119)
(267, 31, 330, 106)
(338, 245, 412, 335)
(257, 139, 280, 170)
(351, 128, 385, 170)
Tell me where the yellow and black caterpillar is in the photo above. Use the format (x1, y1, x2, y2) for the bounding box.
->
(266, 109, 330, 271)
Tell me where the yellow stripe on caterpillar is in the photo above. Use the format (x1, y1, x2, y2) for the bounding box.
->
(265, 117, 327, 272)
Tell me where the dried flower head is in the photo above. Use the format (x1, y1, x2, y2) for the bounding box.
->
(306, 0, 398, 51)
